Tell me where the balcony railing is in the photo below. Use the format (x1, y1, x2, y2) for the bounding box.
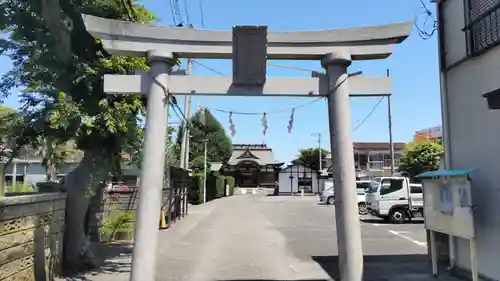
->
(464, 1, 500, 56)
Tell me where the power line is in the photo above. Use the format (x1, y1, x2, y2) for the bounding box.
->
(197, 0, 205, 28)
(192, 60, 225, 75)
(168, 0, 179, 25)
(191, 61, 384, 128)
(182, 0, 191, 26)
(195, 60, 320, 76)
(208, 97, 324, 116)
(419, 0, 433, 15)
(169, 97, 190, 124)
(267, 62, 322, 74)
(191, 60, 325, 115)
(414, 0, 437, 40)
(352, 97, 385, 132)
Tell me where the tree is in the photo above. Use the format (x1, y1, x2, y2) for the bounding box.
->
(190, 155, 212, 172)
(34, 139, 83, 182)
(0, 105, 17, 194)
(124, 125, 177, 170)
(0, 0, 164, 271)
(176, 108, 232, 169)
(292, 147, 330, 171)
(398, 140, 444, 178)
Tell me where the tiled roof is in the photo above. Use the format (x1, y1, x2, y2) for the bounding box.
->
(227, 144, 279, 166)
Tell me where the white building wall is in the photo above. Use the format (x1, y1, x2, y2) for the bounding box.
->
(278, 165, 319, 194)
(278, 172, 293, 193)
(441, 1, 500, 279)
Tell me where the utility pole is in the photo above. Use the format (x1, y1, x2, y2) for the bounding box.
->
(311, 133, 322, 171)
(318, 134, 322, 171)
(179, 59, 193, 169)
(387, 69, 395, 175)
(203, 139, 207, 203)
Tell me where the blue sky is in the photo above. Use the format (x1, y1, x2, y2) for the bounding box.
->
(0, 0, 441, 163)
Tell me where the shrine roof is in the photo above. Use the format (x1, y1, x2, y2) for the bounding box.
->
(227, 144, 278, 166)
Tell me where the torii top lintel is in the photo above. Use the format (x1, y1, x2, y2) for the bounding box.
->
(82, 15, 412, 60)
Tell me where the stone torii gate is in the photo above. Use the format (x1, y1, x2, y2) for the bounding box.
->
(83, 15, 411, 281)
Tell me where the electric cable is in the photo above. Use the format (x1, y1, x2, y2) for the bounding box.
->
(192, 60, 225, 75)
(267, 62, 322, 74)
(169, 96, 191, 127)
(352, 97, 385, 132)
(182, 0, 191, 27)
(190, 61, 382, 131)
(192, 60, 324, 115)
(208, 98, 324, 116)
(168, 0, 176, 25)
(414, 0, 437, 40)
(198, 0, 205, 28)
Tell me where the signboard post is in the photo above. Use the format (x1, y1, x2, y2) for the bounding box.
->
(417, 169, 478, 281)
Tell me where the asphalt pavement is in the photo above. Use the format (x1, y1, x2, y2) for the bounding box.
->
(59, 195, 462, 281)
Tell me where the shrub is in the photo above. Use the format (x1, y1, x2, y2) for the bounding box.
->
(226, 176, 235, 196)
(215, 175, 225, 198)
(101, 210, 135, 241)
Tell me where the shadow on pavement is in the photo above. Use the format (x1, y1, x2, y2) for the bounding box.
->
(58, 242, 133, 280)
(313, 254, 439, 281)
(359, 218, 424, 224)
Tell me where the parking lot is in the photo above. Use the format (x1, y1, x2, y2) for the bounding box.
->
(67, 195, 460, 281)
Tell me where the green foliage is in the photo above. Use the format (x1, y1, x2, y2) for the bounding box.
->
(6, 181, 34, 193)
(0, 107, 22, 161)
(292, 147, 330, 171)
(398, 140, 444, 178)
(123, 125, 177, 170)
(190, 155, 211, 172)
(188, 172, 232, 204)
(226, 176, 235, 196)
(215, 174, 225, 198)
(188, 172, 205, 204)
(177, 108, 232, 167)
(101, 210, 135, 241)
(0, 0, 163, 166)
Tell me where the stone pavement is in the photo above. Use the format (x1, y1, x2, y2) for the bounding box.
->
(57, 195, 464, 281)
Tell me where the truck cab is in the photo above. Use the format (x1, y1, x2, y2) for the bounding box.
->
(365, 177, 423, 223)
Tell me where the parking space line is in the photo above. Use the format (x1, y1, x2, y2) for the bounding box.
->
(388, 230, 427, 247)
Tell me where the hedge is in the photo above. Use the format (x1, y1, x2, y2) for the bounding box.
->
(188, 173, 237, 204)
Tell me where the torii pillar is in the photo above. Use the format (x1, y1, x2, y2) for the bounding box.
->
(129, 50, 173, 281)
(323, 51, 363, 280)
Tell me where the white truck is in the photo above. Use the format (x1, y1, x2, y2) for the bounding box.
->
(365, 176, 423, 223)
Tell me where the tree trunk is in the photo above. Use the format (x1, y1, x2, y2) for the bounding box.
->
(47, 160, 58, 182)
(62, 149, 114, 273)
(0, 163, 5, 197)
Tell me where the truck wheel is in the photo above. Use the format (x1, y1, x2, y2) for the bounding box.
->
(389, 209, 406, 224)
(327, 196, 335, 205)
(358, 203, 367, 215)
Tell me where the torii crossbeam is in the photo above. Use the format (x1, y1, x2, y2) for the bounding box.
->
(83, 15, 411, 281)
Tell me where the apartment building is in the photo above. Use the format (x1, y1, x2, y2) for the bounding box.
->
(326, 142, 405, 179)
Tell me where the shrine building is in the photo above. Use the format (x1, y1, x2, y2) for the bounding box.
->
(221, 144, 284, 188)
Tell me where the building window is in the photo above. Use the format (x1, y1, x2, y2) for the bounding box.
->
(464, 0, 500, 56)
